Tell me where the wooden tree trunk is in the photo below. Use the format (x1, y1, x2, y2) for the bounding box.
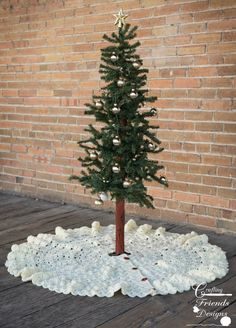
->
(115, 198, 125, 255)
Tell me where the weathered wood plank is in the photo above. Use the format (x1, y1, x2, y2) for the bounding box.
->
(0, 292, 145, 328)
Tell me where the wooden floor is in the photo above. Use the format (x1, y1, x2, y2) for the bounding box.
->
(0, 192, 235, 328)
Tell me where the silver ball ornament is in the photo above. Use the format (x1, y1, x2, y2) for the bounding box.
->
(112, 136, 121, 146)
(90, 151, 97, 160)
(123, 179, 132, 188)
(110, 52, 118, 62)
(148, 142, 155, 151)
(130, 89, 138, 99)
(117, 79, 125, 87)
(112, 104, 120, 114)
(95, 101, 102, 109)
(132, 61, 140, 68)
(150, 108, 158, 116)
(160, 176, 168, 185)
(112, 164, 120, 174)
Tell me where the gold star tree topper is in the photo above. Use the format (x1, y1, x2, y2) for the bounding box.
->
(114, 9, 128, 28)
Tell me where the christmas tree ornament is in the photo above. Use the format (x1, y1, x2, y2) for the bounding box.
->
(123, 178, 132, 188)
(130, 89, 138, 99)
(113, 8, 128, 28)
(150, 108, 157, 116)
(148, 142, 155, 151)
(99, 192, 110, 201)
(132, 61, 140, 68)
(110, 52, 118, 62)
(112, 136, 121, 146)
(160, 176, 168, 185)
(95, 198, 103, 205)
(89, 151, 98, 160)
(95, 101, 102, 108)
(117, 78, 125, 87)
(112, 163, 120, 173)
(147, 175, 152, 180)
(111, 103, 120, 114)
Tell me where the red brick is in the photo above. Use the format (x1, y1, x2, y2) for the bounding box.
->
(201, 195, 229, 208)
(188, 215, 216, 228)
(149, 79, 173, 88)
(180, 23, 206, 34)
(189, 67, 217, 77)
(180, 1, 209, 12)
(174, 191, 200, 203)
(192, 33, 221, 43)
(208, 19, 236, 31)
(174, 78, 201, 88)
(177, 45, 205, 55)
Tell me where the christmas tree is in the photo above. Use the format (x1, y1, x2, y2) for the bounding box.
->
(70, 9, 168, 255)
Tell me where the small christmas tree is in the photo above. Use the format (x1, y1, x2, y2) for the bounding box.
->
(70, 10, 168, 255)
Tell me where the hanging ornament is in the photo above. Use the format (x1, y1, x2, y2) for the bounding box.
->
(148, 142, 155, 151)
(130, 89, 138, 99)
(112, 163, 120, 173)
(95, 198, 103, 205)
(123, 178, 132, 188)
(110, 52, 118, 62)
(112, 136, 121, 146)
(112, 103, 120, 114)
(117, 78, 125, 87)
(90, 151, 97, 160)
(147, 175, 152, 180)
(160, 176, 168, 185)
(95, 101, 102, 109)
(132, 61, 140, 68)
(150, 108, 157, 116)
(99, 192, 110, 201)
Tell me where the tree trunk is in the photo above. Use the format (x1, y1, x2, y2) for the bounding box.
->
(115, 198, 125, 255)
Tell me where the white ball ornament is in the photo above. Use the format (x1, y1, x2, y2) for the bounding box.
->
(112, 136, 121, 146)
(112, 163, 120, 174)
(130, 89, 138, 99)
(112, 104, 120, 114)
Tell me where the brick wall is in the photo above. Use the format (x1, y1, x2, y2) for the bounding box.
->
(0, 0, 236, 232)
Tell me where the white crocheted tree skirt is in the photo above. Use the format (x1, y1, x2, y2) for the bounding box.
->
(6, 219, 229, 298)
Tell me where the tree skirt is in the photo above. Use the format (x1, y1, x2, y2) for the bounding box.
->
(5, 220, 228, 298)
